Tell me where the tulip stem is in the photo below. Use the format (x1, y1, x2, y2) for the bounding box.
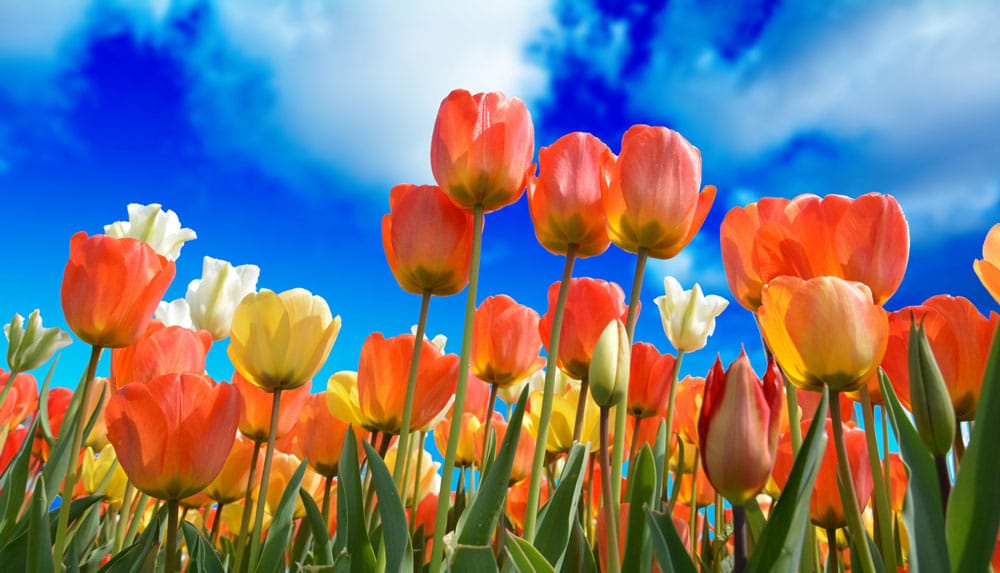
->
(522, 244, 577, 542)
(828, 393, 876, 573)
(481, 383, 500, 464)
(165, 499, 180, 573)
(232, 440, 261, 573)
(321, 474, 334, 524)
(600, 406, 621, 573)
(733, 504, 747, 573)
(247, 388, 283, 571)
(859, 387, 896, 572)
(210, 502, 225, 546)
(429, 204, 484, 573)
(114, 481, 135, 552)
(628, 414, 642, 465)
(662, 350, 685, 510)
(393, 289, 432, 489)
(408, 432, 426, 536)
(689, 450, 699, 562)
(573, 378, 590, 443)
(825, 528, 839, 573)
(123, 493, 148, 547)
(953, 420, 965, 467)
(0, 369, 19, 414)
(52, 344, 102, 571)
(934, 453, 951, 513)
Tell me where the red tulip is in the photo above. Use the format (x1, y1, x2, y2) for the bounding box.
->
(34, 387, 73, 461)
(233, 370, 309, 443)
(626, 342, 676, 419)
(105, 372, 240, 500)
(61, 232, 175, 348)
(0, 371, 38, 430)
(470, 295, 544, 389)
(110, 321, 212, 390)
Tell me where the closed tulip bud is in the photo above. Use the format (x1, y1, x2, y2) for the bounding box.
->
(104, 203, 196, 261)
(185, 256, 260, 340)
(4, 310, 71, 373)
(908, 318, 955, 455)
(655, 276, 728, 353)
(589, 320, 630, 408)
(698, 351, 783, 505)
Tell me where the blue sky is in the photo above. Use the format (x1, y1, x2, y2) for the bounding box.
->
(1, 0, 999, 391)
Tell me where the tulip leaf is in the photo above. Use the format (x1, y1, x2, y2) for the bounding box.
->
(623, 445, 656, 573)
(449, 545, 499, 572)
(0, 418, 38, 545)
(534, 443, 588, 567)
(506, 534, 556, 573)
(41, 376, 106, 504)
(880, 369, 951, 572)
(746, 390, 828, 573)
(254, 460, 305, 573)
(946, 326, 1000, 573)
(652, 419, 668, 503)
(27, 476, 53, 573)
(335, 427, 376, 572)
(0, 494, 103, 571)
(562, 520, 597, 573)
(645, 507, 698, 573)
(744, 497, 766, 543)
(299, 488, 334, 567)
(97, 504, 165, 573)
(181, 521, 225, 573)
(362, 439, 414, 573)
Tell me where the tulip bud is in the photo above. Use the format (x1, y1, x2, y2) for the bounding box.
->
(186, 256, 260, 340)
(589, 320, 630, 408)
(104, 203, 196, 261)
(4, 310, 71, 373)
(908, 318, 955, 455)
(655, 276, 728, 353)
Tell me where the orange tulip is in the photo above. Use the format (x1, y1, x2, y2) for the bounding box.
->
(887, 453, 907, 513)
(233, 370, 309, 443)
(430, 89, 535, 213)
(34, 387, 72, 461)
(263, 451, 325, 519)
(470, 295, 544, 389)
(719, 197, 791, 310)
(528, 131, 613, 257)
(772, 419, 872, 529)
(0, 371, 38, 430)
(110, 321, 212, 390)
(204, 433, 258, 505)
(799, 389, 855, 424)
(382, 184, 474, 296)
(626, 342, 676, 419)
(433, 412, 483, 469)
(975, 223, 1000, 304)
(539, 278, 631, 380)
(357, 333, 460, 434)
(758, 275, 888, 393)
(602, 125, 716, 259)
(677, 459, 716, 509)
(295, 393, 363, 477)
(673, 375, 706, 449)
(699, 352, 782, 505)
(483, 415, 535, 484)
(507, 477, 550, 533)
(105, 372, 240, 500)
(61, 232, 176, 348)
(1, 427, 28, 474)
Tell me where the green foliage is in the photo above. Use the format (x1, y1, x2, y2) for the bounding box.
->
(534, 443, 587, 568)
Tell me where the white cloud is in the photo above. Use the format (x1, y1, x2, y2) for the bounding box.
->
(645, 235, 728, 294)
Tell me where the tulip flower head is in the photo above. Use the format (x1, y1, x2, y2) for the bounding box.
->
(204, 433, 259, 504)
(233, 370, 309, 442)
(0, 370, 38, 430)
(655, 276, 728, 353)
(81, 444, 128, 506)
(326, 370, 366, 428)
(4, 310, 71, 373)
(698, 351, 783, 505)
(183, 256, 260, 340)
(104, 203, 196, 261)
(975, 223, 1000, 305)
(229, 288, 341, 391)
(295, 392, 359, 477)
(627, 342, 677, 418)
(110, 320, 212, 390)
(589, 319, 631, 408)
(471, 295, 544, 388)
(431, 89, 535, 213)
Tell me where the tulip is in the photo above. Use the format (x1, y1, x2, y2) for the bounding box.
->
(384, 442, 441, 507)
(672, 375, 706, 457)
(626, 342, 676, 419)
(539, 278, 630, 380)
(471, 295, 544, 388)
(589, 320, 631, 408)
(356, 333, 460, 434)
(975, 223, 1000, 305)
(698, 352, 782, 505)
(430, 89, 535, 213)
(602, 125, 716, 259)
(184, 256, 260, 340)
(104, 203, 197, 261)
(109, 320, 212, 390)
(34, 387, 73, 461)
(263, 451, 325, 519)
(433, 413, 483, 469)
(655, 276, 728, 353)
(718, 197, 791, 310)
(506, 477, 551, 533)
(84, 377, 112, 449)
(61, 232, 176, 348)
(0, 370, 37, 430)
(0, 427, 28, 474)
(81, 444, 128, 506)
(908, 319, 955, 456)
(155, 298, 193, 329)
(4, 310, 71, 373)
(204, 433, 258, 505)
(481, 415, 535, 485)
(677, 460, 716, 509)
(326, 370, 366, 428)
(758, 275, 888, 393)
(233, 370, 309, 442)
(887, 453, 907, 513)
(228, 288, 341, 391)
(528, 382, 602, 454)
(105, 371, 240, 500)
(295, 393, 361, 477)
(382, 184, 474, 296)
(528, 131, 613, 257)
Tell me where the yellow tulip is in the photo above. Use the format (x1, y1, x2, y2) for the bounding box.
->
(81, 445, 128, 506)
(527, 380, 602, 454)
(229, 288, 341, 391)
(326, 370, 366, 428)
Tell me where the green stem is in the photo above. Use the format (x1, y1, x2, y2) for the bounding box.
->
(828, 392, 875, 573)
(481, 383, 500, 465)
(429, 204, 485, 573)
(210, 502, 225, 546)
(322, 474, 334, 524)
(689, 450, 699, 562)
(859, 387, 896, 572)
(953, 420, 965, 467)
(408, 432, 426, 536)
(825, 527, 839, 573)
(611, 248, 648, 509)
(247, 388, 283, 571)
(628, 414, 643, 467)
(165, 499, 180, 573)
(52, 344, 102, 570)
(934, 453, 951, 513)
(113, 481, 135, 552)
(713, 493, 723, 571)
(123, 493, 148, 548)
(232, 440, 262, 573)
(662, 350, 685, 510)
(600, 406, 621, 573)
(392, 290, 432, 488)
(573, 378, 590, 443)
(522, 244, 578, 542)
(733, 504, 747, 573)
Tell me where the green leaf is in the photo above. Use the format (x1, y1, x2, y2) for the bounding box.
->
(880, 369, 951, 572)
(253, 460, 305, 573)
(27, 476, 53, 573)
(744, 497, 766, 544)
(300, 488, 334, 567)
(41, 375, 106, 504)
(0, 495, 103, 571)
(946, 325, 1000, 573)
(652, 419, 668, 504)
(645, 507, 698, 573)
(336, 427, 376, 573)
(181, 521, 225, 573)
(449, 545, 499, 572)
(505, 534, 555, 573)
(362, 439, 414, 573)
(0, 418, 39, 545)
(622, 446, 656, 573)
(97, 505, 165, 573)
(561, 520, 597, 573)
(534, 443, 587, 567)
(746, 390, 829, 573)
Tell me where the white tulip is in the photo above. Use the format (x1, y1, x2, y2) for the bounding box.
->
(185, 256, 260, 340)
(654, 276, 728, 353)
(155, 299, 194, 329)
(104, 203, 196, 261)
